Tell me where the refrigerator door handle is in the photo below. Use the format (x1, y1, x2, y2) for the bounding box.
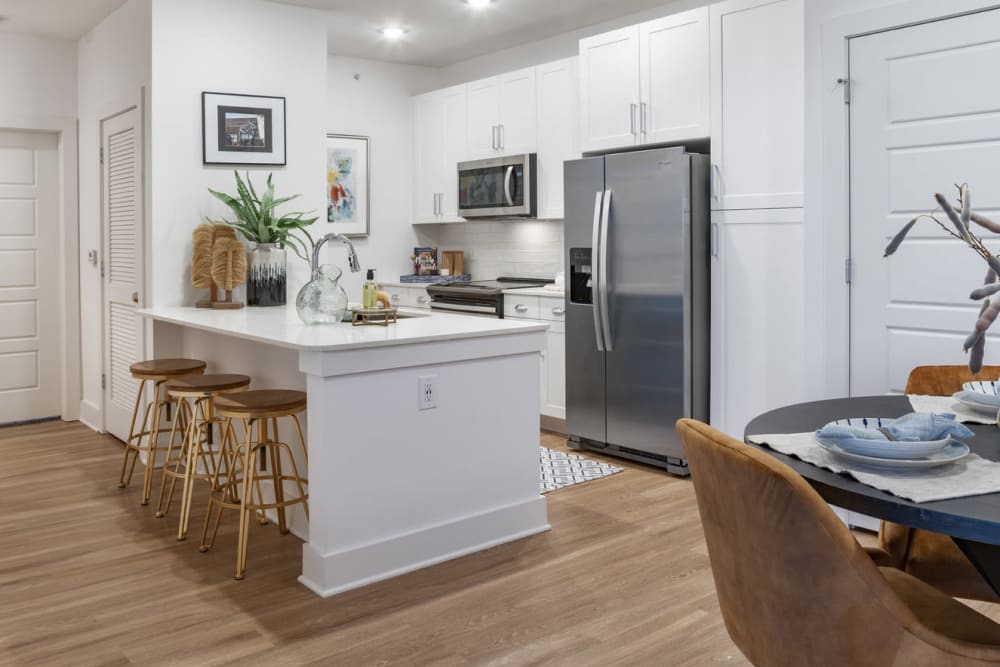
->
(504, 166, 515, 206)
(591, 190, 605, 352)
(599, 189, 613, 351)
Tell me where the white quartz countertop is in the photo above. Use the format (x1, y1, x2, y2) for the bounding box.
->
(502, 287, 565, 298)
(140, 305, 548, 352)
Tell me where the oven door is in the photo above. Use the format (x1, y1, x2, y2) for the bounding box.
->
(457, 154, 536, 218)
(428, 292, 502, 318)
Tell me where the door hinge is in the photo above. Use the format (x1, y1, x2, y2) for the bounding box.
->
(845, 257, 854, 284)
(838, 77, 851, 105)
(100, 259, 105, 278)
(100, 146, 104, 164)
(101, 373, 107, 390)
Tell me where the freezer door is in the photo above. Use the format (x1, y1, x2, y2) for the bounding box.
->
(604, 148, 689, 461)
(564, 157, 607, 444)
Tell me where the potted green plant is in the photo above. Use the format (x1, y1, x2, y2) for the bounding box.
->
(208, 171, 318, 307)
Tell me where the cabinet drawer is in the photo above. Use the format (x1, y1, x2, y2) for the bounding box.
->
(504, 295, 540, 319)
(537, 296, 566, 322)
(380, 286, 408, 308)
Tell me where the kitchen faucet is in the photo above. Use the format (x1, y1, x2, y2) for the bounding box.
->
(311, 232, 361, 274)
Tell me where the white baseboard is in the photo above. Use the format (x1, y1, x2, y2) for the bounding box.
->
(79, 400, 103, 433)
(298, 496, 550, 598)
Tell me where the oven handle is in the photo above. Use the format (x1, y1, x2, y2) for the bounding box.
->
(591, 190, 605, 353)
(504, 165, 514, 206)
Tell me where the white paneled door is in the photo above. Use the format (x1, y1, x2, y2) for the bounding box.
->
(850, 9, 1000, 394)
(102, 108, 144, 441)
(0, 130, 60, 423)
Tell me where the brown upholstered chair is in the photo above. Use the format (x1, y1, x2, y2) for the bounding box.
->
(677, 418, 1000, 666)
(874, 365, 1000, 603)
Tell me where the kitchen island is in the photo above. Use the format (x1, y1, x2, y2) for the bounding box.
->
(141, 305, 550, 596)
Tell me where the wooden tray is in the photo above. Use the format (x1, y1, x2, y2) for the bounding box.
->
(352, 307, 398, 326)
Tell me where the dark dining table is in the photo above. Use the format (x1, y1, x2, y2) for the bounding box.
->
(744, 395, 1000, 595)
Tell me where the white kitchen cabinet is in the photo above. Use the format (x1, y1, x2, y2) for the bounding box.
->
(505, 293, 566, 420)
(710, 208, 804, 438)
(377, 284, 431, 309)
(536, 57, 580, 220)
(466, 67, 537, 160)
(413, 85, 467, 223)
(639, 8, 710, 145)
(709, 0, 803, 210)
(579, 8, 709, 154)
(579, 26, 641, 153)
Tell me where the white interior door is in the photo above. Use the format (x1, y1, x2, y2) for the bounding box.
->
(102, 108, 144, 440)
(0, 130, 60, 424)
(850, 9, 1000, 395)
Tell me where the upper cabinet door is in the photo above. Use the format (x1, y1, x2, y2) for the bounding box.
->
(536, 57, 580, 220)
(639, 8, 710, 145)
(413, 91, 445, 223)
(710, 0, 803, 210)
(466, 76, 501, 160)
(579, 25, 641, 153)
(498, 67, 537, 155)
(439, 84, 467, 221)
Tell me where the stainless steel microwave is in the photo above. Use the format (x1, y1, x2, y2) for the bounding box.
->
(457, 153, 537, 218)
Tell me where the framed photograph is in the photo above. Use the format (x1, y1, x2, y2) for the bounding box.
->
(326, 133, 370, 237)
(202, 92, 286, 166)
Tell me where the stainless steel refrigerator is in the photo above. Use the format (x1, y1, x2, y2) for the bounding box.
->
(563, 147, 709, 475)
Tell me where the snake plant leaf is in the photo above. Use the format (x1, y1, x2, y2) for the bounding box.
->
(935, 193, 971, 241)
(970, 283, 1000, 300)
(884, 217, 918, 257)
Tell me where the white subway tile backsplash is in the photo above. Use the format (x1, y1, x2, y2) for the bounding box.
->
(415, 220, 564, 280)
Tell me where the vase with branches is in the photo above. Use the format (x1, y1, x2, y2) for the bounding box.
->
(208, 171, 318, 306)
(885, 184, 1000, 373)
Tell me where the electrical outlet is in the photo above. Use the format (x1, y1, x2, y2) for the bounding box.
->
(418, 375, 437, 410)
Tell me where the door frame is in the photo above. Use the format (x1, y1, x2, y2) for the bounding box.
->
(0, 114, 80, 422)
(813, 0, 1000, 400)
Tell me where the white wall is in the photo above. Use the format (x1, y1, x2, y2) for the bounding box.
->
(149, 0, 327, 308)
(326, 56, 439, 296)
(0, 33, 77, 119)
(77, 0, 152, 428)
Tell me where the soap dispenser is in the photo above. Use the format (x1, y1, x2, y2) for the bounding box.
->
(363, 269, 377, 308)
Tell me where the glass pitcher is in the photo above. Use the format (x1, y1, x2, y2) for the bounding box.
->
(296, 264, 349, 324)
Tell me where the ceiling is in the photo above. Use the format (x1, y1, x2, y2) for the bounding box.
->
(270, 0, 679, 67)
(0, 0, 127, 39)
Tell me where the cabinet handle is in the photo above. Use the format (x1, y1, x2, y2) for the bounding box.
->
(630, 103, 637, 136)
(640, 102, 647, 136)
(711, 223, 720, 259)
(391, 293, 401, 303)
(515, 304, 528, 313)
(552, 307, 565, 316)
(491, 125, 497, 151)
(416, 295, 428, 304)
(711, 163, 722, 202)
(499, 124, 504, 152)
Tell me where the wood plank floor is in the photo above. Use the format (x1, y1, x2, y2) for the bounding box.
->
(1, 421, 998, 666)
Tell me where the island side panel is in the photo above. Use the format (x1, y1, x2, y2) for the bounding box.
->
(299, 334, 549, 597)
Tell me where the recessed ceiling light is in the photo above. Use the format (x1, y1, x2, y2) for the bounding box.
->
(379, 26, 407, 40)
(464, 0, 494, 8)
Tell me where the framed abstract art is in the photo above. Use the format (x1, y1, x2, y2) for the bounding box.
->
(326, 133, 370, 237)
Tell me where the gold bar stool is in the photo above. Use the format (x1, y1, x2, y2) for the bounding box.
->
(199, 390, 308, 580)
(154, 373, 252, 541)
(118, 358, 207, 505)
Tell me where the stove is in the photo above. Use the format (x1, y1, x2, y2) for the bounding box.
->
(426, 277, 552, 317)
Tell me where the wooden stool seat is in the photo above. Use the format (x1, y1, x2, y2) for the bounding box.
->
(214, 390, 307, 417)
(166, 373, 252, 395)
(200, 389, 308, 580)
(130, 358, 207, 380)
(156, 373, 252, 538)
(118, 358, 207, 504)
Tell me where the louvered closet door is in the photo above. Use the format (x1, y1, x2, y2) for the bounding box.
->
(102, 108, 144, 441)
(0, 130, 60, 423)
